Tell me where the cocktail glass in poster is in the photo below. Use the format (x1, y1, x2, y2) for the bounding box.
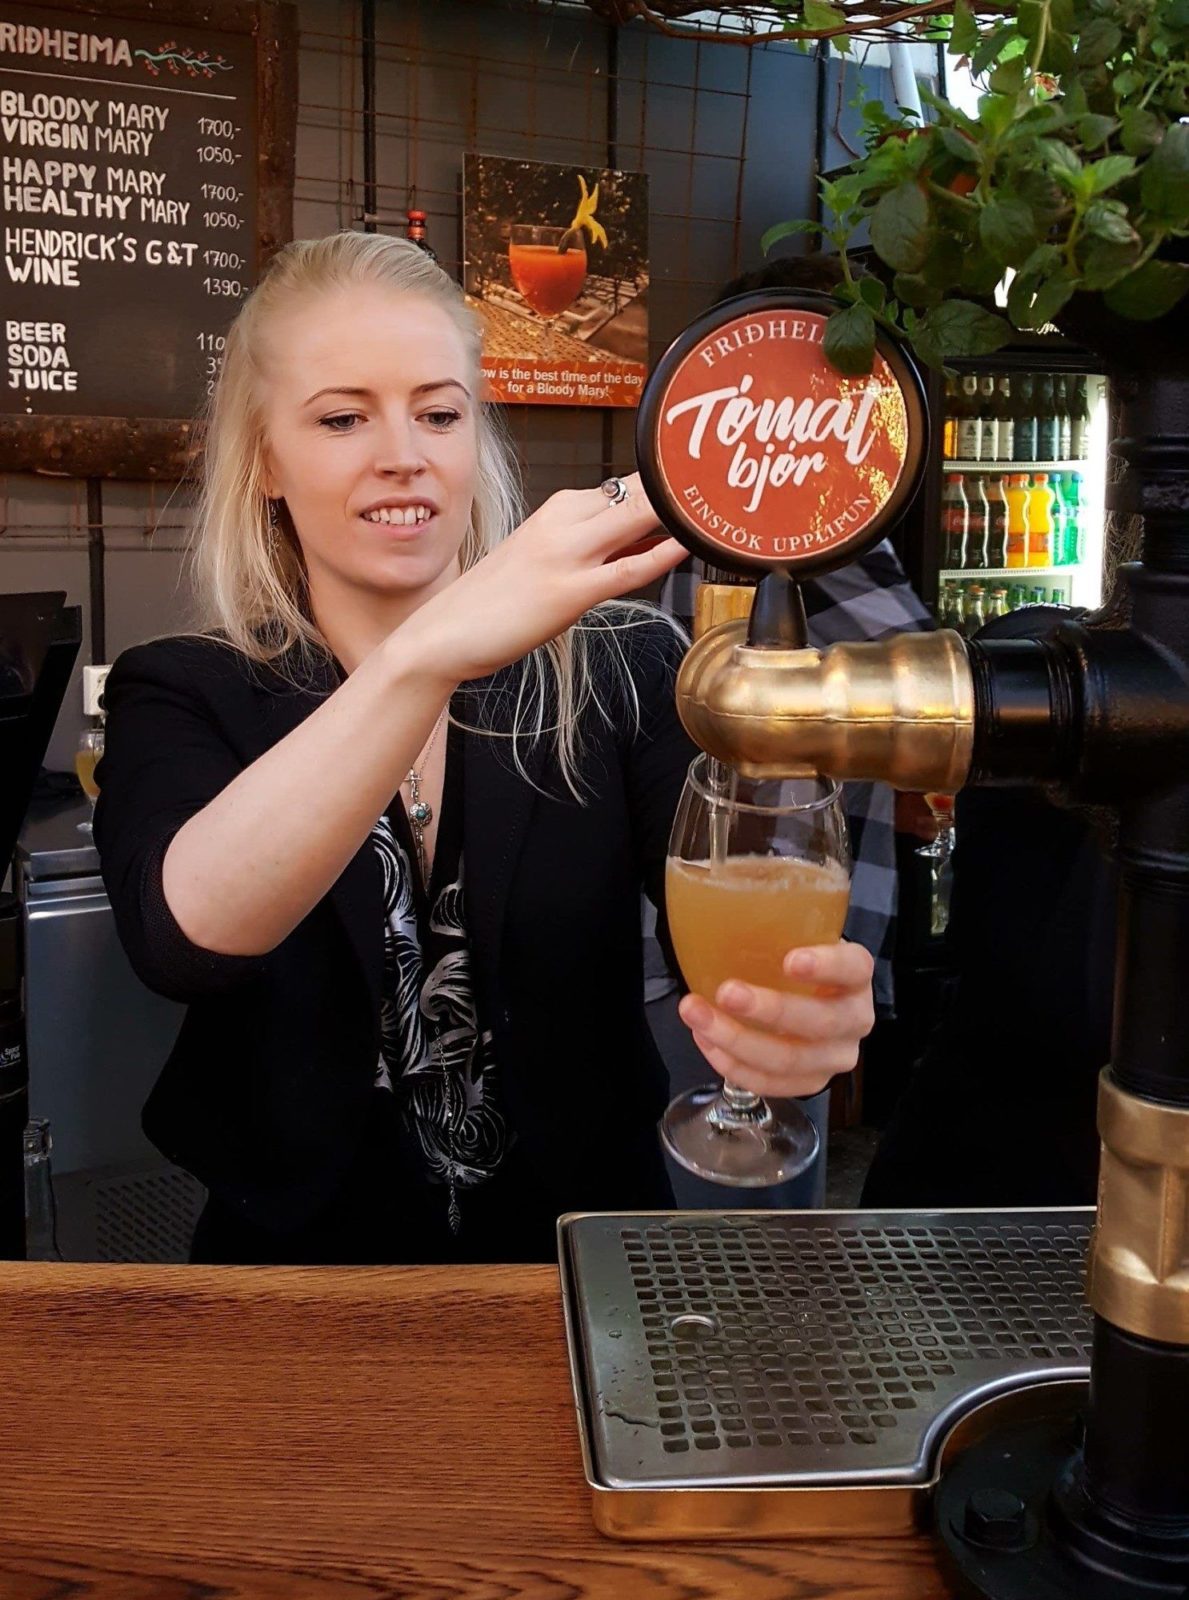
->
(463, 154, 648, 407)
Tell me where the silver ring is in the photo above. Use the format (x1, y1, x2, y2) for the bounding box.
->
(601, 475, 630, 506)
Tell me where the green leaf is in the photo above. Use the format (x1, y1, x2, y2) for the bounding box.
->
(803, 0, 844, 30)
(919, 84, 981, 134)
(916, 299, 1013, 358)
(1104, 260, 1189, 321)
(1028, 271, 1078, 327)
(1006, 259, 1076, 328)
(977, 93, 1017, 139)
(921, 232, 965, 289)
(820, 175, 865, 218)
(1015, 0, 1044, 41)
(989, 55, 1027, 96)
(959, 252, 1008, 297)
(1076, 113, 1118, 150)
(949, 0, 979, 57)
(938, 126, 980, 163)
(760, 218, 825, 254)
(971, 24, 1014, 74)
(1016, 243, 1063, 280)
(1113, 68, 1144, 98)
(1120, 108, 1163, 156)
(1166, 0, 1189, 23)
(1040, 138, 1085, 192)
(1086, 153, 1138, 194)
(1012, 103, 1067, 136)
(892, 272, 939, 309)
(1049, 0, 1074, 33)
(823, 303, 877, 376)
(857, 275, 887, 311)
(1075, 18, 1121, 67)
(1083, 200, 1139, 245)
(1017, 168, 1069, 229)
(1040, 32, 1076, 76)
(979, 196, 1039, 265)
(868, 181, 932, 272)
(1081, 240, 1142, 290)
(1140, 124, 1189, 225)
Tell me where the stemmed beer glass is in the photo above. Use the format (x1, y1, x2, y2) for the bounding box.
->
(661, 755, 852, 1186)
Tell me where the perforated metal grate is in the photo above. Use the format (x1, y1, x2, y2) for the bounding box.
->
(563, 1210, 1094, 1490)
(56, 1164, 206, 1264)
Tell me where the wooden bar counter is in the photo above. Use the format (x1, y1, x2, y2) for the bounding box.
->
(0, 1261, 951, 1598)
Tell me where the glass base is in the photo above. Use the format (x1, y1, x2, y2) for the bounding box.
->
(660, 1086, 821, 1187)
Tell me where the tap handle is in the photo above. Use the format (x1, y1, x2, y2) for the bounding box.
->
(746, 571, 808, 650)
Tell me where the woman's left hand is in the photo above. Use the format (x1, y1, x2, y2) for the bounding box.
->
(677, 941, 875, 1099)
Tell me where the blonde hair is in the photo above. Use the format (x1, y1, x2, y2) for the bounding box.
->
(193, 230, 676, 794)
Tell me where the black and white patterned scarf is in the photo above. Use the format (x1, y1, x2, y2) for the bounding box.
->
(370, 775, 508, 1232)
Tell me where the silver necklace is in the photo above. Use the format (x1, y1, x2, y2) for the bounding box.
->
(404, 708, 462, 1233)
(405, 710, 446, 884)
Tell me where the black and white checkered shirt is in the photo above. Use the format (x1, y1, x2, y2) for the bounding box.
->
(644, 540, 934, 1018)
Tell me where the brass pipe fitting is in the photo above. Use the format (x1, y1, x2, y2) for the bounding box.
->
(1087, 1071, 1189, 1345)
(693, 583, 756, 641)
(676, 622, 975, 791)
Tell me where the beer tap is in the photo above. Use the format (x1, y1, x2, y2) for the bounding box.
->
(636, 290, 1189, 1597)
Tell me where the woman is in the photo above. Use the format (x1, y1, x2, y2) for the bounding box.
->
(95, 232, 874, 1266)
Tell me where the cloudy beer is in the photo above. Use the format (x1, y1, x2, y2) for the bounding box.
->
(666, 854, 850, 1004)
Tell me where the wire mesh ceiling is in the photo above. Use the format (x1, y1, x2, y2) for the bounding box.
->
(583, 1, 1013, 46)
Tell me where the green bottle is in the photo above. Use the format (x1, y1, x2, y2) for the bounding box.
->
(1051, 588, 1063, 606)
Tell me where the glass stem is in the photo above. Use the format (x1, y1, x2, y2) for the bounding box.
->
(709, 1083, 772, 1130)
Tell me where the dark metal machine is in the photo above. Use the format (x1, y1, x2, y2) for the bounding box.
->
(562, 291, 1189, 1596)
(0, 592, 83, 1261)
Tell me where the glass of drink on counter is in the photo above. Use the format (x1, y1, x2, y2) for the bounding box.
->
(507, 224, 587, 350)
(74, 722, 104, 834)
(661, 755, 851, 1186)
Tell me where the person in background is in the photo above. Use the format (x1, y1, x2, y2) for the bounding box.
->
(646, 253, 934, 1206)
(94, 232, 876, 1266)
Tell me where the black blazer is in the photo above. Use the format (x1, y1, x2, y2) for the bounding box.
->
(94, 621, 694, 1235)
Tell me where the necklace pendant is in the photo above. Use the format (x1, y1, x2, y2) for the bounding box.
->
(410, 800, 433, 827)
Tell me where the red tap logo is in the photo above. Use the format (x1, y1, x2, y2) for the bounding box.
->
(639, 294, 924, 575)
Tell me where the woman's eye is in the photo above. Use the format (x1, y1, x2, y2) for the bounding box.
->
(318, 412, 363, 432)
(423, 408, 462, 430)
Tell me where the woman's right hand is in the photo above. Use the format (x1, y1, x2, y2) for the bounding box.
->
(406, 473, 687, 682)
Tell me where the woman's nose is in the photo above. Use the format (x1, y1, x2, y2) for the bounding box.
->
(376, 419, 425, 476)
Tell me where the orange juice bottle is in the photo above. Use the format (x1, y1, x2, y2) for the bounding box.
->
(1027, 473, 1055, 566)
(1005, 474, 1031, 568)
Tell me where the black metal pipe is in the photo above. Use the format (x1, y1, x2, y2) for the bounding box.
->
(1077, 1320, 1189, 1534)
(86, 476, 105, 664)
(1052, 367, 1189, 1585)
(361, 0, 377, 232)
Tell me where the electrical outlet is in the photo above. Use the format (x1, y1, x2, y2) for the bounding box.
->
(83, 664, 111, 717)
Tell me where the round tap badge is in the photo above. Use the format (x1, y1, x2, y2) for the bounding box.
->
(637, 290, 928, 578)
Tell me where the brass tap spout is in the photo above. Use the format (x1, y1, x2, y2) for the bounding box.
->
(676, 619, 976, 792)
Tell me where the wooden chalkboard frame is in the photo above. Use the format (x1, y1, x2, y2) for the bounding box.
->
(0, 0, 297, 482)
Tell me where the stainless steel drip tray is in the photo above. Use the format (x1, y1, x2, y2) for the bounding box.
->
(558, 1208, 1094, 1541)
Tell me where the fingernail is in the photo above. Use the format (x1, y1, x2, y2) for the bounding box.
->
(680, 994, 712, 1030)
(785, 950, 816, 978)
(718, 980, 751, 1013)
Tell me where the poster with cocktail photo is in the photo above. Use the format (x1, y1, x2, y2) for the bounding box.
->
(463, 153, 649, 407)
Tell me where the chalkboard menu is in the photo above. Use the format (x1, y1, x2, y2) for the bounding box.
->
(0, 0, 295, 478)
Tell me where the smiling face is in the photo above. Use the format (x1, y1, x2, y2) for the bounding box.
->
(258, 283, 480, 622)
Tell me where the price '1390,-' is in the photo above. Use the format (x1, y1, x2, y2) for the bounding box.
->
(204, 278, 245, 298)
